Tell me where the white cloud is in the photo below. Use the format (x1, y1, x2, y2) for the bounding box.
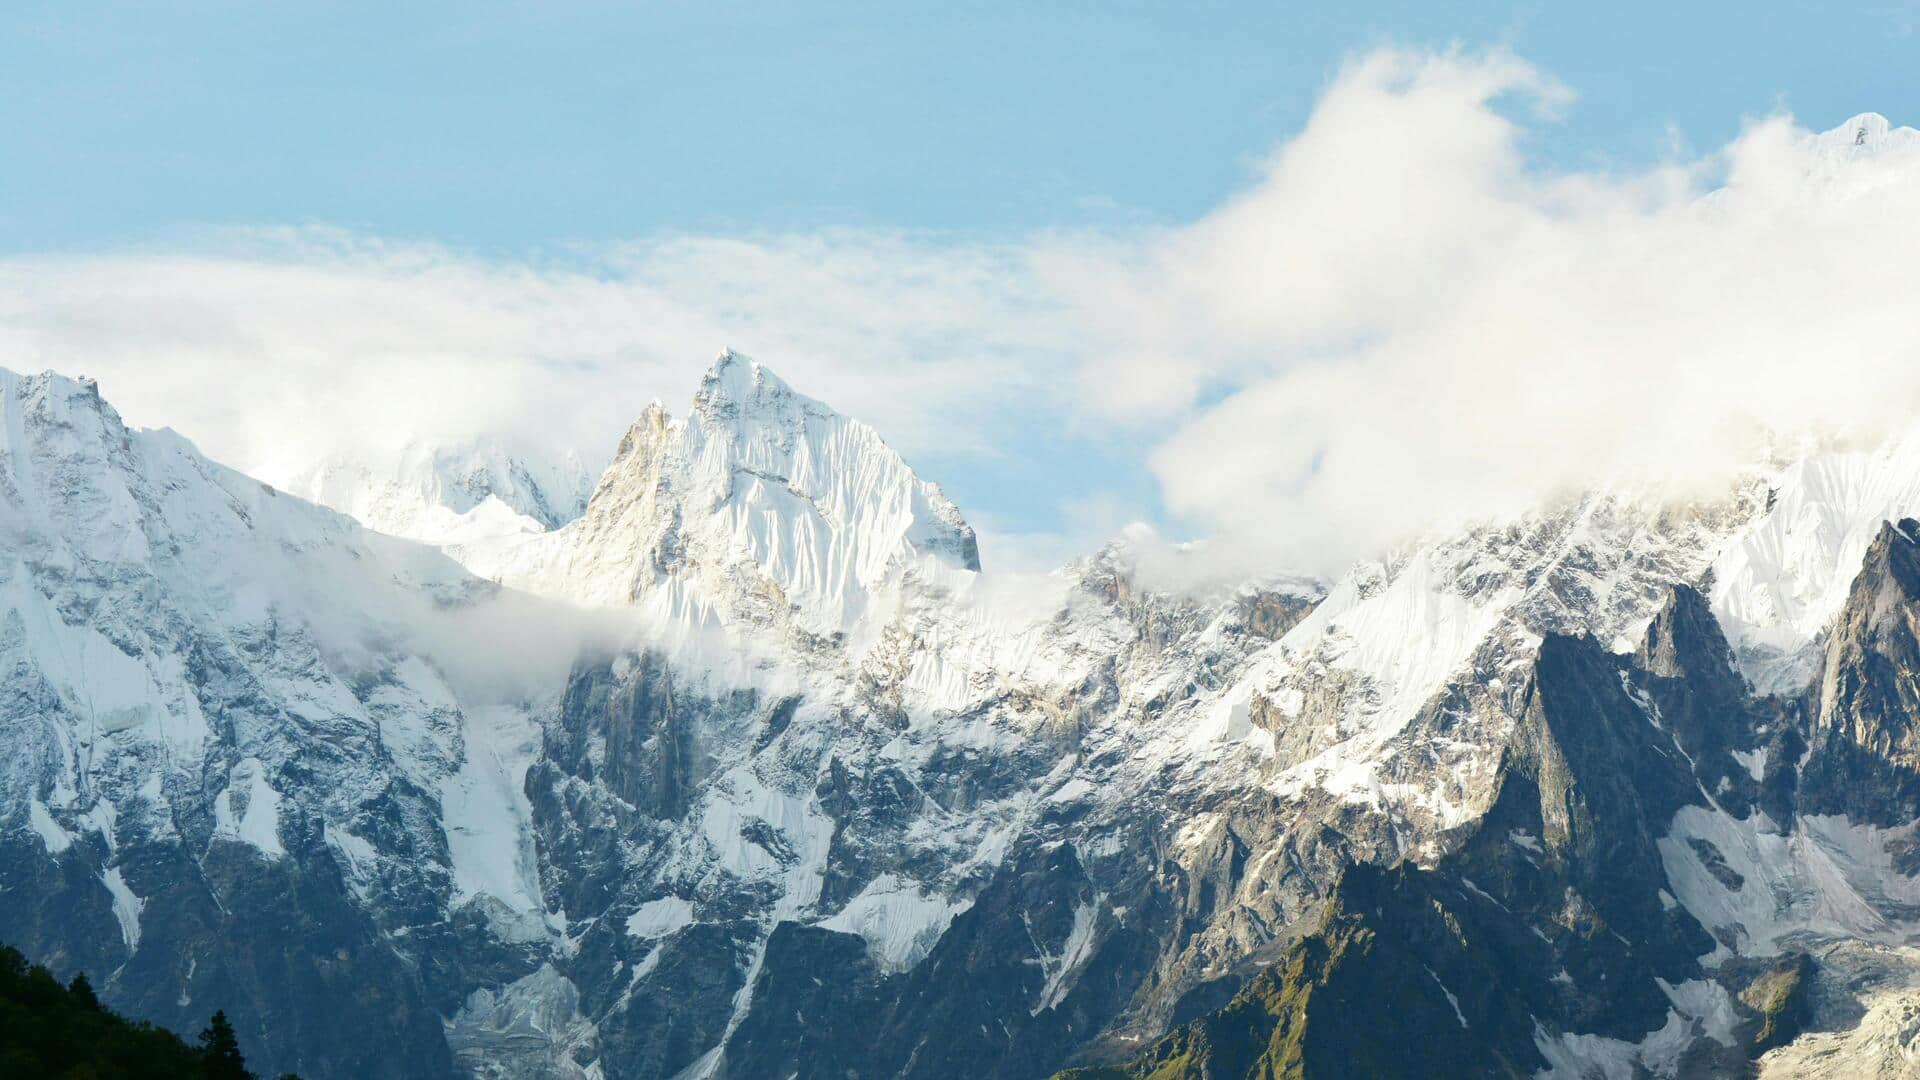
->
(5, 46, 1920, 583)
(1049, 47, 1920, 575)
(967, 490, 1151, 575)
(0, 227, 1073, 490)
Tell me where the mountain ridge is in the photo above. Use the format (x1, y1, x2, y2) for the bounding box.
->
(9, 354, 1920, 1078)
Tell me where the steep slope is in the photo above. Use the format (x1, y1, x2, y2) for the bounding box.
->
(1800, 519, 1920, 822)
(0, 370, 577, 1078)
(1079, 526, 1920, 1079)
(1710, 428, 1920, 695)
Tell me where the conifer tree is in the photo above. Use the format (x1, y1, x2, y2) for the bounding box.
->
(67, 971, 101, 1010)
(0, 942, 213, 1075)
(198, 1010, 254, 1080)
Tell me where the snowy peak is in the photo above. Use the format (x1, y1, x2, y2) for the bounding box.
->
(1789, 112, 1920, 199)
(674, 349, 979, 570)
(282, 436, 593, 547)
(0, 366, 476, 623)
(0, 370, 145, 561)
(1815, 111, 1916, 155)
(0, 369, 261, 574)
(694, 347, 794, 419)
(472, 351, 980, 640)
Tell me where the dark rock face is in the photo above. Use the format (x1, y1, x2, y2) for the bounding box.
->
(1802, 519, 1920, 824)
(1635, 584, 1789, 819)
(722, 923, 887, 1076)
(0, 833, 127, 985)
(550, 651, 723, 822)
(1441, 629, 1717, 1045)
(1056, 863, 1555, 1080)
(1231, 591, 1318, 643)
(1522, 634, 1699, 912)
(723, 843, 1162, 1079)
(594, 922, 751, 1078)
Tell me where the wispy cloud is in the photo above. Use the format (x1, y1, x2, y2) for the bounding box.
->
(0, 227, 1069, 475)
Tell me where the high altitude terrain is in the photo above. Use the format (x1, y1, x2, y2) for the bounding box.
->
(8, 117, 1920, 1080)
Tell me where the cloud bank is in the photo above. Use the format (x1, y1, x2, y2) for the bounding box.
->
(1080, 48, 1920, 575)
(4, 47, 1920, 580)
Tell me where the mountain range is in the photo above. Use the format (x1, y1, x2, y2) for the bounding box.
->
(10, 120, 1920, 1080)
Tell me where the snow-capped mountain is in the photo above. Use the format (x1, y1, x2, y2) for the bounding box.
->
(18, 330, 1920, 1076)
(18, 205, 1920, 1076)
(18, 345, 1920, 1076)
(457, 351, 980, 644)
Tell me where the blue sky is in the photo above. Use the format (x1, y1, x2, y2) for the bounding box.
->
(6, 1, 1916, 251)
(4, 3, 1920, 570)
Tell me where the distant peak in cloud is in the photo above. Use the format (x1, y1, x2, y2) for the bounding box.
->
(1828, 111, 1902, 149)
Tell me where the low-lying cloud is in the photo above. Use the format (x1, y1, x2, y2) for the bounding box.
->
(0, 229, 1066, 480)
(4, 46, 1919, 582)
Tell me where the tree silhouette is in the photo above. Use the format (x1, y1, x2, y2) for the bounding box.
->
(66, 971, 101, 1011)
(198, 1010, 254, 1080)
(0, 944, 217, 1076)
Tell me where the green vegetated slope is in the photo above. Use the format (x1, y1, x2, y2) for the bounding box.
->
(1055, 863, 1544, 1080)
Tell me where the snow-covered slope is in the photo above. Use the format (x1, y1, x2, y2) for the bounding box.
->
(0, 369, 577, 1077)
(1710, 428, 1920, 694)
(1159, 485, 1763, 847)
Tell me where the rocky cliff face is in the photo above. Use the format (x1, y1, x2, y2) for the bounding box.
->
(1069, 525, 1920, 1078)
(1803, 519, 1920, 823)
(11, 354, 1920, 1079)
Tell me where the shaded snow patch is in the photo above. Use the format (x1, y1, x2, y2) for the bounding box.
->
(213, 758, 285, 858)
(101, 867, 143, 952)
(816, 875, 970, 974)
(626, 897, 695, 940)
